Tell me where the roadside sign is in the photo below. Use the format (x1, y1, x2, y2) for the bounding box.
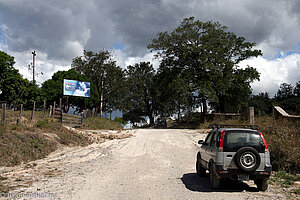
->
(63, 79, 90, 97)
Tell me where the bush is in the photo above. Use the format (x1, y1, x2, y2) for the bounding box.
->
(114, 117, 127, 125)
(260, 120, 300, 174)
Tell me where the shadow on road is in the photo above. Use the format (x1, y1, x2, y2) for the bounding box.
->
(181, 173, 259, 192)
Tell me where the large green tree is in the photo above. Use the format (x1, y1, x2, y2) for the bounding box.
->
(154, 68, 194, 121)
(248, 92, 273, 115)
(0, 51, 41, 108)
(125, 62, 157, 126)
(148, 17, 262, 115)
(275, 83, 294, 100)
(294, 81, 300, 97)
(71, 50, 126, 117)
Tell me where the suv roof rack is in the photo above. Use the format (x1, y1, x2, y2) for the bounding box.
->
(208, 124, 259, 130)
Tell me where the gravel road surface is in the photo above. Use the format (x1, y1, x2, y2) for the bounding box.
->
(12, 129, 287, 200)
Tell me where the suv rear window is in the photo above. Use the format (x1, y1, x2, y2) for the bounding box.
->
(223, 130, 264, 152)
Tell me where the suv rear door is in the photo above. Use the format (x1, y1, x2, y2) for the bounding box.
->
(223, 129, 264, 169)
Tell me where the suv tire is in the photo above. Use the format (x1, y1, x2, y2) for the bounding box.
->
(255, 179, 268, 191)
(196, 156, 206, 176)
(234, 147, 261, 172)
(209, 165, 220, 189)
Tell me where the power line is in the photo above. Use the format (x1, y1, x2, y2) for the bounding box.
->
(0, 28, 31, 52)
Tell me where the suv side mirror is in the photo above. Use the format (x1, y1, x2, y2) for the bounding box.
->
(198, 140, 204, 145)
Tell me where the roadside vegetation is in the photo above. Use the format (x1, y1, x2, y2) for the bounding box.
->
(0, 110, 123, 168)
(270, 171, 300, 195)
(81, 116, 123, 130)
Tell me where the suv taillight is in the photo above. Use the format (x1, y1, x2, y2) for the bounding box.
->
(219, 130, 225, 151)
(259, 131, 268, 152)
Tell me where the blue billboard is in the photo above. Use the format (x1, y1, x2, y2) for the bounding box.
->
(63, 79, 90, 97)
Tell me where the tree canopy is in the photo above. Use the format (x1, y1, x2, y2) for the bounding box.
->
(148, 17, 262, 116)
(0, 51, 41, 108)
(124, 62, 157, 126)
(71, 50, 126, 117)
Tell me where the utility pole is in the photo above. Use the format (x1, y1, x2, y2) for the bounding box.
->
(32, 51, 36, 82)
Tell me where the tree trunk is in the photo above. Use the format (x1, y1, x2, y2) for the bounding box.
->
(202, 98, 207, 123)
(99, 97, 103, 118)
(178, 103, 181, 122)
(149, 114, 154, 126)
(99, 79, 104, 118)
(219, 95, 226, 113)
(99, 88, 104, 118)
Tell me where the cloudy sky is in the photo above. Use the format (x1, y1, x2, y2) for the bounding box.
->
(1, 0, 300, 97)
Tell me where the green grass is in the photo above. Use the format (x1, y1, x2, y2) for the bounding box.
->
(270, 171, 300, 187)
(81, 117, 123, 130)
(270, 171, 300, 195)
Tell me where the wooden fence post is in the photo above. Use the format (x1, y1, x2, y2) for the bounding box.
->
(249, 107, 255, 124)
(17, 104, 23, 125)
(43, 100, 46, 119)
(52, 101, 56, 119)
(31, 101, 36, 122)
(92, 108, 95, 117)
(49, 105, 52, 118)
(81, 112, 83, 125)
(59, 98, 63, 123)
(2, 103, 6, 126)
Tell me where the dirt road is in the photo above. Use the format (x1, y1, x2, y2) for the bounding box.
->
(11, 129, 287, 200)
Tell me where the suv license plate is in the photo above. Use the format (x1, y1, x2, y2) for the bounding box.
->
(238, 174, 249, 181)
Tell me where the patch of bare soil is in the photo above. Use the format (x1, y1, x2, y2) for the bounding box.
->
(0, 128, 132, 196)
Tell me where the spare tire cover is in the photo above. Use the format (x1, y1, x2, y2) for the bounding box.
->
(234, 147, 261, 172)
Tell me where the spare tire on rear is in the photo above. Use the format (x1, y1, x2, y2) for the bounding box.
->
(234, 147, 260, 172)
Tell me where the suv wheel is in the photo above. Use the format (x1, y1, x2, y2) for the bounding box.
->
(255, 179, 268, 191)
(209, 165, 220, 189)
(234, 147, 261, 172)
(196, 157, 206, 176)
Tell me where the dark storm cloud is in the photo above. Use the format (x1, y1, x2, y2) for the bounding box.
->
(1, 0, 300, 61)
(96, 0, 183, 56)
(0, 0, 91, 60)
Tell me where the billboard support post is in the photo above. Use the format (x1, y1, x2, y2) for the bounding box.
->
(66, 96, 69, 113)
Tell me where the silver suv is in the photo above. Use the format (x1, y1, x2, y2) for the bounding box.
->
(196, 125, 272, 191)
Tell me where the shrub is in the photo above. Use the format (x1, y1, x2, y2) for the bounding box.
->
(260, 120, 300, 174)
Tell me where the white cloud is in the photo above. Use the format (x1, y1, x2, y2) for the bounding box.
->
(112, 50, 160, 70)
(240, 54, 300, 97)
